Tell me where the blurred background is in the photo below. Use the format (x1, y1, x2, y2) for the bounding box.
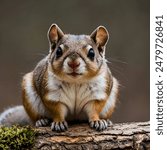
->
(0, 0, 149, 123)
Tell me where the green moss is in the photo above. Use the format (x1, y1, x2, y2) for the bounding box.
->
(0, 125, 36, 150)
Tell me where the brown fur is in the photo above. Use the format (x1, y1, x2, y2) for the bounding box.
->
(22, 73, 41, 121)
(103, 78, 119, 119)
(105, 69, 113, 97)
(43, 100, 67, 122)
(84, 100, 107, 121)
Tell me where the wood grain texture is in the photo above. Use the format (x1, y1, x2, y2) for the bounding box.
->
(34, 121, 150, 150)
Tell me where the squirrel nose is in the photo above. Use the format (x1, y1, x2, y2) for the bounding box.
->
(68, 61, 80, 69)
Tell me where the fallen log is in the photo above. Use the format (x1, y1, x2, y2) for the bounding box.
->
(34, 121, 150, 150)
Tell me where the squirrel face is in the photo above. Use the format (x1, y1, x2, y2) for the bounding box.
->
(48, 24, 109, 83)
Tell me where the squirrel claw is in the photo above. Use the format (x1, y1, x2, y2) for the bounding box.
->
(35, 118, 51, 127)
(106, 119, 113, 127)
(51, 121, 68, 132)
(89, 119, 108, 131)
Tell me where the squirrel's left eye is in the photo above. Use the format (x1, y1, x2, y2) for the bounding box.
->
(87, 48, 95, 60)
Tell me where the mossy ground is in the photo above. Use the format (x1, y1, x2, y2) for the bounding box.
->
(0, 125, 36, 150)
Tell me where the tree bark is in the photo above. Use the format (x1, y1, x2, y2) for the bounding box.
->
(34, 121, 150, 150)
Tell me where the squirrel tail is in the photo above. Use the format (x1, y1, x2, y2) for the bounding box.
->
(0, 105, 33, 126)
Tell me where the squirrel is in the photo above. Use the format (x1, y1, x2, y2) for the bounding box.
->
(0, 24, 119, 132)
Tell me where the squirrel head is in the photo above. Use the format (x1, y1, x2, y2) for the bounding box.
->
(47, 24, 109, 83)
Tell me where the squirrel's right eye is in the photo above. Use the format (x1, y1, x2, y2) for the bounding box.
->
(56, 47, 63, 58)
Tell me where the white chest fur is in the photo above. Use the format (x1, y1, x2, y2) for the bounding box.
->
(46, 71, 107, 115)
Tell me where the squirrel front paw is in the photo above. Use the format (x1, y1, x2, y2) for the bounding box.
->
(35, 118, 51, 127)
(51, 121, 68, 132)
(89, 119, 108, 131)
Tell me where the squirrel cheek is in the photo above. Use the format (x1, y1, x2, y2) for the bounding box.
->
(85, 62, 99, 77)
(75, 59, 87, 74)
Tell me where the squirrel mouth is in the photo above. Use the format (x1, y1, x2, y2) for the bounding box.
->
(67, 72, 82, 77)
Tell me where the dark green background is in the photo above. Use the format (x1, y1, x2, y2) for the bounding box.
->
(0, 0, 149, 123)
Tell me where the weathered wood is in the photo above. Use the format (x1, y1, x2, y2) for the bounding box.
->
(34, 121, 150, 150)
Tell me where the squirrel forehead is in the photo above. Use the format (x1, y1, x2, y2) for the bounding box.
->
(60, 34, 94, 48)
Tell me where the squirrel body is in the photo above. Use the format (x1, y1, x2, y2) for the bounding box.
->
(0, 24, 119, 131)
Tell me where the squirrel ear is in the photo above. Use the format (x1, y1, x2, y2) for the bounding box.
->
(48, 24, 64, 44)
(90, 26, 109, 47)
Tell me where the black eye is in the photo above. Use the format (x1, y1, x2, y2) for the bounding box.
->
(87, 48, 95, 60)
(56, 47, 63, 58)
